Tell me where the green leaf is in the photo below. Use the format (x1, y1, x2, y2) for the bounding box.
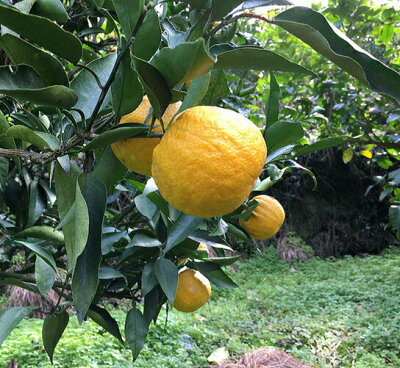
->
(0, 156, 8, 192)
(71, 53, 117, 122)
(111, 50, 143, 116)
(214, 46, 315, 75)
(42, 311, 69, 364)
(200, 69, 230, 105)
(83, 124, 149, 151)
(0, 307, 35, 345)
(193, 262, 237, 288)
(0, 111, 16, 150)
(178, 72, 211, 113)
(154, 258, 178, 304)
(206, 255, 241, 266)
(16, 240, 56, 271)
(265, 72, 280, 128)
(211, 0, 243, 20)
(30, 0, 68, 22)
(134, 57, 172, 119)
(0, 34, 68, 86)
(0, 3, 81, 63)
(265, 121, 304, 153)
(134, 193, 159, 229)
(113, 0, 144, 39)
(93, 145, 128, 194)
(274, 6, 400, 103)
(151, 39, 215, 87)
(6, 125, 59, 149)
(15, 225, 64, 243)
(0, 66, 77, 108)
(131, 233, 162, 248)
(72, 173, 106, 323)
(165, 214, 203, 252)
(141, 263, 158, 297)
(27, 179, 46, 227)
(133, 9, 161, 61)
(87, 305, 124, 344)
(389, 206, 400, 231)
(0, 278, 40, 293)
(125, 308, 149, 362)
(294, 136, 348, 157)
(54, 163, 89, 271)
(98, 266, 126, 280)
(35, 255, 55, 295)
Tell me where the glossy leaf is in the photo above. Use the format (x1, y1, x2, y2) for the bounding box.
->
(151, 39, 215, 87)
(35, 256, 55, 295)
(72, 174, 107, 323)
(131, 233, 162, 248)
(154, 258, 178, 304)
(211, 0, 243, 20)
(275, 6, 400, 103)
(134, 194, 159, 229)
(215, 46, 315, 75)
(265, 121, 304, 153)
(193, 262, 237, 288)
(133, 9, 161, 61)
(15, 225, 62, 244)
(16, 240, 56, 270)
(113, 0, 144, 39)
(125, 308, 149, 361)
(54, 163, 89, 271)
(0, 307, 35, 345)
(30, 0, 68, 22)
(42, 311, 69, 363)
(265, 72, 280, 128)
(294, 136, 348, 157)
(165, 214, 203, 252)
(6, 125, 59, 149)
(87, 305, 124, 344)
(134, 57, 172, 119)
(201, 69, 230, 105)
(71, 53, 117, 122)
(0, 3, 81, 63)
(178, 72, 211, 113)
(0, 34, 68, 86)
(111, 50, 143, 117)
(0, 66, 77, 108)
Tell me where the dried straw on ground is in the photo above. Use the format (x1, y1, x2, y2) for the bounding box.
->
(218, 348, 312, 368)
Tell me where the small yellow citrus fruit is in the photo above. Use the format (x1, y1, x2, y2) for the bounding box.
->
(152, 106, 267, 218)
(111, 96, 181, 176)
(197, 242, 209, 255)
(239, 195, 285, 240)
(173, 268, 211, 312)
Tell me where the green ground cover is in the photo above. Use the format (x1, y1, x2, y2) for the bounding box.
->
(1, 247, 399, 368)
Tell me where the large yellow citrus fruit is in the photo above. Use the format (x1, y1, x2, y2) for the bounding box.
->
(239, 195, 285, 240)
(173, 268, 211, 312)
(111, 97, 181, 176)
(152, 106, 267, 218)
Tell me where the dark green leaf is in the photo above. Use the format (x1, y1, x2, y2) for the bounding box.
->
(72, 173, 107, 323)
(0, 278, 40, 293)
(193, 262, 237, 288)
(275, 6, 400, 103)
(113, 0, 144, 39)
(178, 72, 211, 113)
(87, 305, 123, 344)
(0, 3, 81, 63)
(0, 156, 8, 192)
(389, 206, 400, 231)
(215, 47, 315, 75)
(111, 50, 143, 116)
(211, 0, 243, 20)
(294, 136, 348, 156)
(71, 53, 117, 122)
(0, 66, 77, 108)
(154, 258, 178, 304)
(83, 124, 149, 151)
(200, 69, 230, 105)
(151, 39, 215, 87)
(165, 214, 203, 252)
(134, 56, 172, 119)
(0, 307, 35, 345)
(265, 121, 304, 153)
(27, 180, 46, 227)
(98, 266, 126, 280)
(31, 0, 68, 22)
(42, 311, 69, 363)
(125, 308, 149, 362)
(54, 163, 89, 272)
(16, 240, 56, 271)
(93, 145, 128, 193)
(143, 286, 163, 324)
(141, 263, 158, 296)
(35, 256, 55, 295)
(265, 72, 280, 128)
(133, 9, 161, 61)
(0, 34, 68, 86)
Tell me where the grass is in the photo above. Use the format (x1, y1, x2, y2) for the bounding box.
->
(1, 246, 400, 368)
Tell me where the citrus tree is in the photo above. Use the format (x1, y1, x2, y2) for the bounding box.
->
(0, 0, 399, 362)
